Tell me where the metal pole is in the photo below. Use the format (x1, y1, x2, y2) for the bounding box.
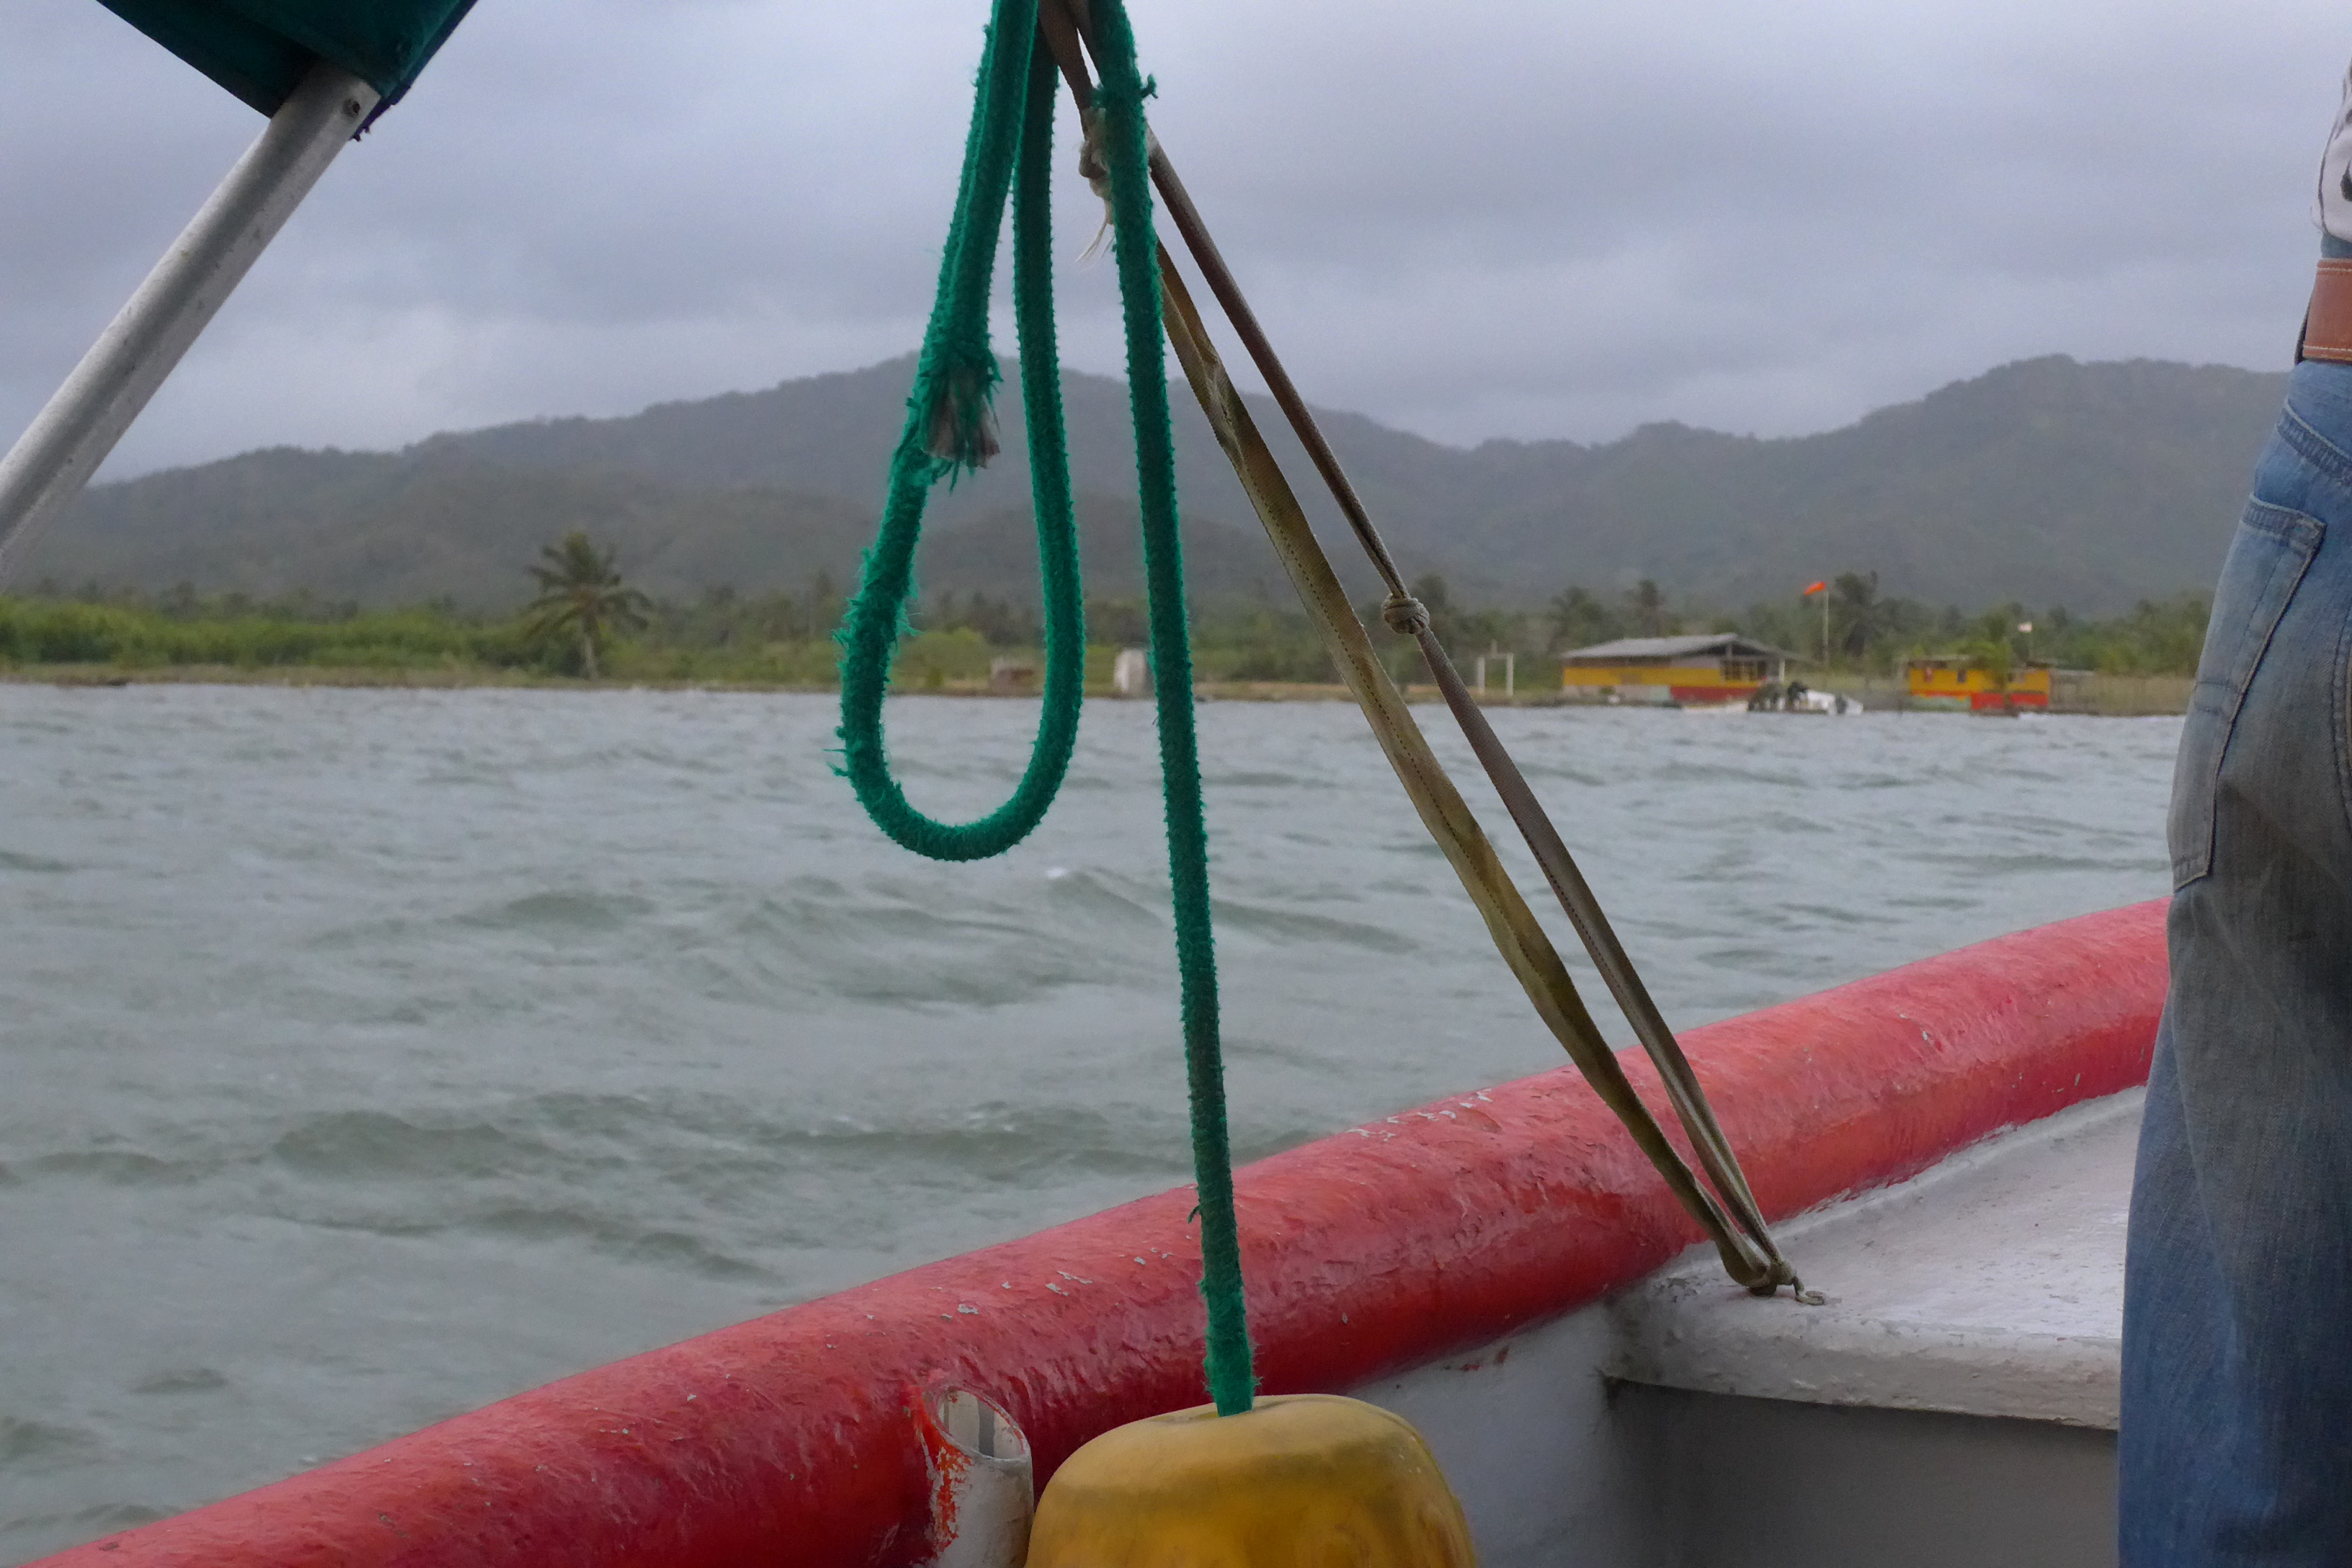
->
(0, 61, 379, 582)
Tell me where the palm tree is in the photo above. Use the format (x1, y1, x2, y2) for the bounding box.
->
(1626, 578, 1667, 638)
(526, 532, 650, 679)
(1546, 584, 1616, 651)
(1831, 571, 1883, 662)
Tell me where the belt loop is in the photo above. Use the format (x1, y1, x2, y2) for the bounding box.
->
(2300, 259, 2352, 365)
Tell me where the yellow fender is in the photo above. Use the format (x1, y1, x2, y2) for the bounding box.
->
(1028, 1394, 1475, 1567)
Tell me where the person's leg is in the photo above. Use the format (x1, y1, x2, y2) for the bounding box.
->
(2121, 357, 2352, 1564)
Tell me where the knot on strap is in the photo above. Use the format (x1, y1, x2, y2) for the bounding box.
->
(1077, 107, 1113, 203)
(1742, 1258, 1825, 1306)
(1075, 110, 1115, 262)
(1077, 112, 1160, 262)
(1382, 594, 1430, 636)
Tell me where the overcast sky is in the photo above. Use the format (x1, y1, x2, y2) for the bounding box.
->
(1, 0, 2345, 477)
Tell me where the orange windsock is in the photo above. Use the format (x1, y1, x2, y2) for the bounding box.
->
(1801, 580, 1827, 595)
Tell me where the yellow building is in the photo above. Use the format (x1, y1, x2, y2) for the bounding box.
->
(1559, 634, 1789, 706)
(1904, 656, 2052, 712)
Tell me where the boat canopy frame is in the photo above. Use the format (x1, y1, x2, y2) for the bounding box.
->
(0, 0, 480, 579)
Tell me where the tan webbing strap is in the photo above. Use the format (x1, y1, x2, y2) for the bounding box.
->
(1157, 264, 1785, 1292)
(1390, 612, 1788, 1278)
(1038, 0, 1805, 1298)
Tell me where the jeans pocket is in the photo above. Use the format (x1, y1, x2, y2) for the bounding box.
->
(2168, 498, 2325, 886)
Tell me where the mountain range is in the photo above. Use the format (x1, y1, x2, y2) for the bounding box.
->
(21, 352, 2290, 616)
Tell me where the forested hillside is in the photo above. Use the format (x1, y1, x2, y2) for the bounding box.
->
(22, 354, 2286, 617)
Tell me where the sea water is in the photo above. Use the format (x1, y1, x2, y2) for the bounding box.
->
(0, 686, 2178, 1562)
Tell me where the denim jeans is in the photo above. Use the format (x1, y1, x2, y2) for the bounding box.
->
(2120, 357, 2352, 1564)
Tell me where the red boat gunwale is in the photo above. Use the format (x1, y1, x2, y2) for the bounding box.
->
(40, 901, 2168, 1568)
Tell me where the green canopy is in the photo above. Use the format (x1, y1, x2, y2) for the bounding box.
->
(97, 0, 478, 116)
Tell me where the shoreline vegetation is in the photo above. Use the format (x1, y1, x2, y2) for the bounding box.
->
(0, 663, 2196, 715)
(0, 558, 2211, 715)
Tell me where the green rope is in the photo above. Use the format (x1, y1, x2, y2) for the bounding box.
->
(836, 0, 1082, 861)
(837, 0, 1255, 1415)
(1088, 0, 1252, 1417)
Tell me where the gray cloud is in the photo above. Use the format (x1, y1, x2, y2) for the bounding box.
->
(0, 0, 2343, 475)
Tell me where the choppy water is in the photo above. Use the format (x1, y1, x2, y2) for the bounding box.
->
(0, 686, 2176, 1561)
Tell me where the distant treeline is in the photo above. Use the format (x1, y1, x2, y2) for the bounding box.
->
(0, 569, 2211, 683)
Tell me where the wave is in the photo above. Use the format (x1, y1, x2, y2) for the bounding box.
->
(455, 890, 656, 933)
(0, 849, 74, 873)
(0, 1417, 101, 1474)
(1208, 899, 1417, 954)
(127, 1368, 229, 1396)
(5, 1092, 1216, 1287)
(23, 1149, 205, 1186)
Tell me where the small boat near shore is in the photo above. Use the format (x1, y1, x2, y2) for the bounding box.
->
(1742, 680, 1863, 715)
(1674, 680, 1863, 716)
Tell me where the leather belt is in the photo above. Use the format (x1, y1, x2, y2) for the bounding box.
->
(2300, 259, 2352, 363)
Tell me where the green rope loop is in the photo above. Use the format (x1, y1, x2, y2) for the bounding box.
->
(841, 0, 1255, 1417)
(836, 0, 1082, 862)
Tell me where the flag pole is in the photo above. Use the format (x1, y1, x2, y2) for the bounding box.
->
(0, 59, 379, 582)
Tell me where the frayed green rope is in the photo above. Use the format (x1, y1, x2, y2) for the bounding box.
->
(836, 0, 1080, 861)
(839, 0, 1255, 1417)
